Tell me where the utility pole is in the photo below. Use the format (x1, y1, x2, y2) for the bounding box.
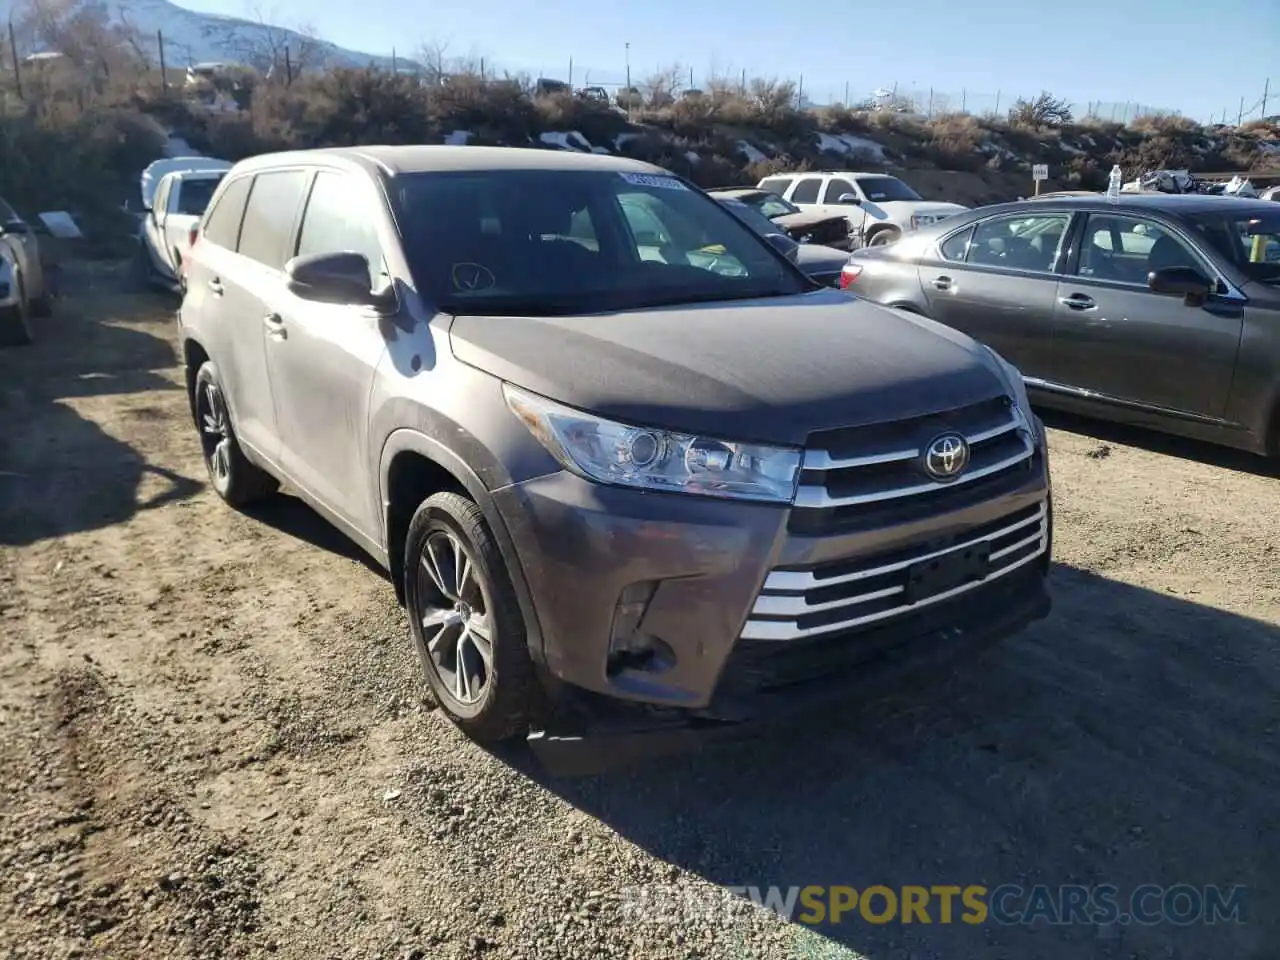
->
(797, 74, 803, 108)
(157, 29, 167, 90)
(1237, 96, 1245, 125)
(843, 80, 848, 105)
(8, 20, 22, 101)
(568, 57, 573, 86)
(624, 42, 631, 119)
(1262, 77, 1271, 118)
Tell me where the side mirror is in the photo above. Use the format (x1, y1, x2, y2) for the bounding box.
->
(1148, 266, 1212, 303)
(2, 219, 29, 235)
(285, 251, 390, 308)
(837, 193, 862, 206)
(763, 232, 799, 262)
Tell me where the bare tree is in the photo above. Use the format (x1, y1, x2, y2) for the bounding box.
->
(234, 4, 327, 83)
(641, 63, 683, 108)
(1009, 91, 1073, 129)
(415, 38, 485, 84)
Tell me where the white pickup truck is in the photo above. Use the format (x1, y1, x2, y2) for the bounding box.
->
(137, 157, 232, 290)
(755, 171, 968, 249)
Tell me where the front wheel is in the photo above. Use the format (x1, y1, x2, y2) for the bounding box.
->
(868, 229, 900, 247)
(405, 492, 544, 744)
(193, 361, 278, 506)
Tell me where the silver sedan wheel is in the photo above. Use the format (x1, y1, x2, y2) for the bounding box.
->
(417, 531, 493, 705)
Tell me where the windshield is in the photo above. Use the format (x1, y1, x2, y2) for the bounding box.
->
(393, 170, 807, 316)
(177, 176, 223, 216)
(1190, 211, 1280, 283)
(718, 198, 791, 239)
(745, 193, 799, 218)
(855, 176, 922, 203)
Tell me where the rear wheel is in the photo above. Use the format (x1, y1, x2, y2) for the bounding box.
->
(193, 361, 278, 506)
(0, 271, 32, 347)
(404, 492, 543, 744)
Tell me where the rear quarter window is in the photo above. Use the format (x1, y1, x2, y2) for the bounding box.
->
(236, 170, 311, 270)
(939, 226, 973, 261)
(758, 177, 793, 198)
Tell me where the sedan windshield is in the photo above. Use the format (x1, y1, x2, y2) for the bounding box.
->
(392, 170, 807, 316)
(854, 177, 922, 203)
(748, 194, 800, 219)
(1190, 211, 1280, 283)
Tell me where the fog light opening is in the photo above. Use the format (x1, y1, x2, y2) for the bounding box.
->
(607, 581, 678, 677)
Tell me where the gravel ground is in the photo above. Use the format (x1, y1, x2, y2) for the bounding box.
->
(1, 263, 1277, 960)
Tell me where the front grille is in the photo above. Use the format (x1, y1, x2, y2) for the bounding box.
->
(789, 395, 1038, 535)
(742, 500, 1048, 642)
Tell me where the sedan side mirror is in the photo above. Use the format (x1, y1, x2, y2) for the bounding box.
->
(1148, 266, 1212, 304)
(286, 251, 391, 309)
(2, 219, 29, 235)
(837, 193, 862, 206)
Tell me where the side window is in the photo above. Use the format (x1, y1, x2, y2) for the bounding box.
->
(938, 226, 973, 262)
(758, 177, 793, 198)
(790, 178, 822, 204)
(1075, 214, 1207, 285)
(237, 170, 311, 270)
(967, 213, 1070, 272)
(200, 175, 252, 250)
(823, 178, 858, 204)
(176, 178, 221, 217)
(295, 171, 385, 285)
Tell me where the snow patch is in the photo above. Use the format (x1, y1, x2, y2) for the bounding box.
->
(816, 133, 889, 163)
(613, 133, 641, 151)
(539, 131, 595, 152)
(443, 130, 471, 145)
(685, 151, 701, 165)
(736, 140, 767, 164)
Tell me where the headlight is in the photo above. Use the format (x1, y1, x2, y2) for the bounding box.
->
(985, 347, 1037, 441)
(503, 384, 802, 503)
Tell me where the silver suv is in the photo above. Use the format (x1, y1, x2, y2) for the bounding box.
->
(177, 146, 1053, 748)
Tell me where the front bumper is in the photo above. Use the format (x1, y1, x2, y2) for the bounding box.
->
(492, 430, 1051, 718)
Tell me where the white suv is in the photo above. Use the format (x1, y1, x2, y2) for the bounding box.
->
(756, 172, 968, 248)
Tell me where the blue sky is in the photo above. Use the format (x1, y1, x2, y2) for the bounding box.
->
(176, 0, 1275, 123)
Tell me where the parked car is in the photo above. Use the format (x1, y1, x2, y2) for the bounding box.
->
(138, 157, 233, 290)
(709, 188, 852, 249)
(842, 193, 1280, 457)
(0, 197, 52, 340)
(0, 245, 32, 346)
(177, 146, 1052, 755)
(756, 172, 968, 248)
(713, 195, 850, 286)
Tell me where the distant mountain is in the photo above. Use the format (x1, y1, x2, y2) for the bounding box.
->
(0, 0, 414, 73)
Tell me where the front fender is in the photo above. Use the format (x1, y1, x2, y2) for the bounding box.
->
(376, 427, 548, 663)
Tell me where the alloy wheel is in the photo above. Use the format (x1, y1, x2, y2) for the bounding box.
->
(417, 531, 493, 705)
(197, 380, 231, 482)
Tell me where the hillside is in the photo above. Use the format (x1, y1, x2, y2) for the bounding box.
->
(0, 0, 407, 71)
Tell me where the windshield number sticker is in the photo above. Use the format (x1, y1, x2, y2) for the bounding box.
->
(620, 173, 688, 190)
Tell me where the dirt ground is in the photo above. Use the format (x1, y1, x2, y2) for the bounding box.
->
(1, 263, 1277, 960)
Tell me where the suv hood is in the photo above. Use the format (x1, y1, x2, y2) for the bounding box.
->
(772, 211, 848, 231)
(448, 291, 1007, 446)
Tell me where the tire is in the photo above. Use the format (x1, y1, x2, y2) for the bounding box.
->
(193, 361, 278, 506)
(868, 228, 900, 247)
(0, 272, 32, 347)
(404, 491, 544, 743)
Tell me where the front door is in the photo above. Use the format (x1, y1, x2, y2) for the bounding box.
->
(1051, 211, 1243, 419)
(919, 210, 1073, 380)
(818, 176, 868, 239)
(264, 170, 389, 537)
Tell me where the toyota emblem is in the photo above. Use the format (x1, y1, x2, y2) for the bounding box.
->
(923, 433, 970, 481)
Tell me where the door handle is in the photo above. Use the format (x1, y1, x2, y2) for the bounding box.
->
(263, 312, 287, 339)
(932, 276, 952, 291)
(207, 278, 223, 296)
(1058, 294, 1097, 310)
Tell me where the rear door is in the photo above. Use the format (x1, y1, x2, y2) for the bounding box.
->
(164, 175, 222, 276)
(144, 176, 173, 274)
(918, 209, 1074, 379)
(1051, 211, 1244, 418)
(264, 168, 389, 535)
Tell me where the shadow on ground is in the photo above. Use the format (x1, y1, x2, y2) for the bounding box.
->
(1038, 407, 1279, 479)
(0, 287, 203, 546)
(241, 494, 388, 580)
(528, 565, 1278, 959)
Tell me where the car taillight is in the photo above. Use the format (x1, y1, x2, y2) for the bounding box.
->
(839, 263, 862, 289)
